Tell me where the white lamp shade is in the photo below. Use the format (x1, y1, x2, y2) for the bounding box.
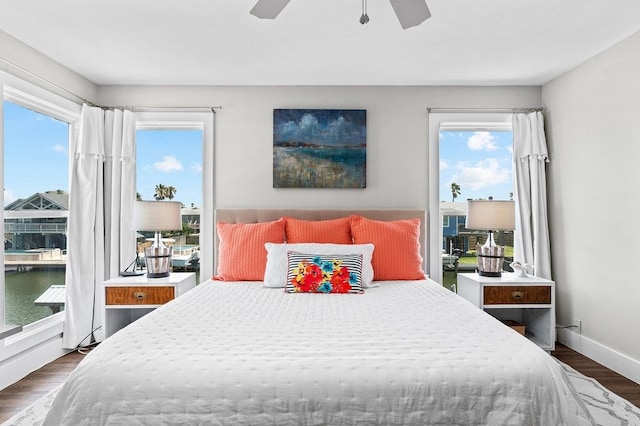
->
(134, 201, 182, 232)
(466, 200, 515, 231)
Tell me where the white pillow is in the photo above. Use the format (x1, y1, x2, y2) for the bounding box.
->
(264, 243, 376, 288)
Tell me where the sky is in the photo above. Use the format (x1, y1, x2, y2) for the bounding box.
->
(3, 101, 203, 209)
(439, 131, 514, 202)
(3, 101, 69, 206)
(136, 129, 202, 208)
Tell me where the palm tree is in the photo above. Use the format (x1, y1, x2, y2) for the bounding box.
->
(154, 184, 167, 200)
(165, 186, 177, 200)
(451, 182, 461, 202)
(154, 184, 177, 201)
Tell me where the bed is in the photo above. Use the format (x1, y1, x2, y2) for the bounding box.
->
(44, 209, 595, 425)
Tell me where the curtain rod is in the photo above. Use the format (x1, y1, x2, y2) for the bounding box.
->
(133, 106, 222, 113)
(1, 56, 88, 104)
(1, 56, 222, 112)
(427, 106, 543, 114)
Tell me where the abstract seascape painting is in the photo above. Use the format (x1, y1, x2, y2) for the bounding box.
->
(273, 109, 366, 188)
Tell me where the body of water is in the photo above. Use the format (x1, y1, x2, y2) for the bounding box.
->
(5, 268, 65, 325)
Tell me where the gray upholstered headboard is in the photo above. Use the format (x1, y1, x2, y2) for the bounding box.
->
(214, 209, 427, 275)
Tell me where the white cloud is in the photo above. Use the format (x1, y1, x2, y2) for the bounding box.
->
(53, 144, 66, 153)
(453, 158, 510, 191)
(191, 162, 202, 173)
(467, 132, 498, 151)
(440, 159, 450, 170)
(154, 156, 183, 172)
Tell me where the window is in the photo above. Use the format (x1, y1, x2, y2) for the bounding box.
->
(136, 129, 203, 282)
(3, 88, 78, 329)
(439, 129, 514, 288)
(428, 114, 513, 287)
(135, 111, 214, 283)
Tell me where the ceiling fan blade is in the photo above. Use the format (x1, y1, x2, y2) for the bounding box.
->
(389, 0, 431, 29)
(250, 0, 291, 19)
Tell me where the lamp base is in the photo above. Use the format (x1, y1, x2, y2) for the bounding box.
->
(146, 271, 170, 278)
(476, 241, 505, 278)
(144, 233, 173, 279)
(478, 270, 502, 277)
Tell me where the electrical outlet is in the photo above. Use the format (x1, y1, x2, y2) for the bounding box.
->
(574, 319, 582, 335)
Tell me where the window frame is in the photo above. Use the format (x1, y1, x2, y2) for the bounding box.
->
(134, 111, 214, 281)
(428, 112, 512, 284)
(1, 77, 80, 366)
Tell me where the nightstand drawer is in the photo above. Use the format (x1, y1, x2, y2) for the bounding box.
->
(105, 286, 174, 305)
(484, 286, 551, 304)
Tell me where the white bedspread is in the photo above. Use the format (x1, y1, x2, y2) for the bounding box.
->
(44, 280, 594, 425)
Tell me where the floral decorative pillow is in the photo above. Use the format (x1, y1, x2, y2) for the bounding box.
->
(285, 252, 364, 294)
(264, 243, 375, 288)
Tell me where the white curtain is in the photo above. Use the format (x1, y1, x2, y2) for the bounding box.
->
(512, 111, 552, 279)
(63, 104, 135, 348)
(104, 109, 136, 280)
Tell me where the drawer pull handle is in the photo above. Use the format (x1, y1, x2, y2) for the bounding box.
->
(133, 291, 146, 300)
(512, 290, 524, 300)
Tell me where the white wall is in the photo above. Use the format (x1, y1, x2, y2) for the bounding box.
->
(543, 30, 640, 380)
(0, 30, 97, 103)
(98, 85, 541, 212)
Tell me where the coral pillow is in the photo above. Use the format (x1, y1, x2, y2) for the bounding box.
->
(215, 218, 285, 281)
(285, 252, 364, 294)
(284, 216, 352, 244)
(350, 215, 425, 281)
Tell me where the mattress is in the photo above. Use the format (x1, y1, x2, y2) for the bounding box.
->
(44, 279, 594, 425)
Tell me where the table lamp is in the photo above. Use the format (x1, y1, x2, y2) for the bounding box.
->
(134, 201, 182, 278)
(466, 200, 515, 277)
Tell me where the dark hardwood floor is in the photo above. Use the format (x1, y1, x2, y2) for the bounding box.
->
(0, 343, 638, 423)
(553, 343, 640, 408)
(0, 349, 86, 423)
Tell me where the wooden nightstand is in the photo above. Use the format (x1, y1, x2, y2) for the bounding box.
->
(103, 272, 196, 338)
(457, 272, 556, 351)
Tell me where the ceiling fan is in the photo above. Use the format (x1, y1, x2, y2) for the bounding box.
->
(249, 0, 431, 29)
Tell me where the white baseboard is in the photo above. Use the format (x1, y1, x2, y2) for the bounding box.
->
(557, 328, 640, 385)
(0, 334, 68, 391)
(0, 316, 70, 391)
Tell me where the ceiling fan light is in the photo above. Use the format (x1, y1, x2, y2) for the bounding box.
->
(389, 0, 431, 29)
(250, 0, 291, 19)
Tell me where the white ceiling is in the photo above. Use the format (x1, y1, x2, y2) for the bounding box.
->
(2, 0, 640, 86)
